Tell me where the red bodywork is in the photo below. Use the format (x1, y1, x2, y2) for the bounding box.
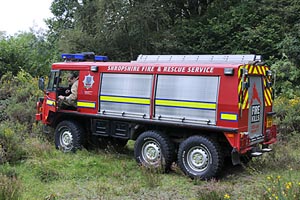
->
(36, 61, 277, 154)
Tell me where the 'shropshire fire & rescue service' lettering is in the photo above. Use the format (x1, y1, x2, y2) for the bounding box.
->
(107, 66, 214, 73)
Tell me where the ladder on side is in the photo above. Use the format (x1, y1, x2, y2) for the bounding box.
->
(134, 54, 262, 64)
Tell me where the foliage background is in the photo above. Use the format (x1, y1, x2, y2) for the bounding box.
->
(0, 0, 300, 199)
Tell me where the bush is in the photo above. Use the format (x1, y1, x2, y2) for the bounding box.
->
(274, 96, 300, 139)
(0, 70, 42, 131)
(0, 99, 9, 122)
(271, 59, 300, 98)
(0, 121, 27, 164)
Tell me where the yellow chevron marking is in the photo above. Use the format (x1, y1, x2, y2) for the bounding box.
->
(253, 67, 258, 74)
(242, 92, 249, 109)
(264, 91, 270, 106)
(257, 67, 262, 74)
(238, 80, 242, 93)
(262, 66, 266, 75)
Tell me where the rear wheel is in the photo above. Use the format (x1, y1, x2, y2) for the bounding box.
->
(178, 135, 223, 180)
(134, 130, 174, 172)
(55, 120, 84, 152)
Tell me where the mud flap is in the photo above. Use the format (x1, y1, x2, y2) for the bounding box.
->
(231, 148, 241, 165)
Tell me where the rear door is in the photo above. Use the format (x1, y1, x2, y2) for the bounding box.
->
(248, 76, 264, 144)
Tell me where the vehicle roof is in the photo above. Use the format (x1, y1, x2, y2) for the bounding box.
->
(51, 61, 245, 70)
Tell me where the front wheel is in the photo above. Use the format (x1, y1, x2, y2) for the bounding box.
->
(178, 135, 223, 180)
(55, 120, 84, 152)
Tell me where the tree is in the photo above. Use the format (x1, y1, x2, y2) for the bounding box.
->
(0, 32, 56, 78)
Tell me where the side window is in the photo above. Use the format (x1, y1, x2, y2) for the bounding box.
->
(47, 71, 60, 91)
(58, 70, 80, 88)
(47, 70, 79, 91)
(59, 71, 70, 88)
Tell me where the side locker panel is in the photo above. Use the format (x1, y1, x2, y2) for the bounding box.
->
(99, 73, 153, 118)
(154, 75, 219, 125)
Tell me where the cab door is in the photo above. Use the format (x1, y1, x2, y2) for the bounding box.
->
(43, 70, 60, 120)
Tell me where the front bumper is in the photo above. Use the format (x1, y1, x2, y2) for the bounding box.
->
(35, 113, 42, 121)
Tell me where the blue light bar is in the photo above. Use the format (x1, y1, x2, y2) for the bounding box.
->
(95, 55, 108, 61)
(74, 54, 86, 60)
(61, 53, 108, 62)
(61, 53, 75, 60)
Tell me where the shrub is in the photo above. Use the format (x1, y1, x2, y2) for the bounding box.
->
(274, 96, 300, 139)
(1, 70, 41, 129)
(0, 99, 9, 122)
(0, 121, 27, 164)
(271, 58, 300, 98)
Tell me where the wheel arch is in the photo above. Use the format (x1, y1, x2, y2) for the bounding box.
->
(51, 113, 91, 133)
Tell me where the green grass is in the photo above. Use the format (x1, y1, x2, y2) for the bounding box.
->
(1, 139, 300, 200)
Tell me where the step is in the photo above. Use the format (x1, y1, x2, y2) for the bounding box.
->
(261, 148, 272, 152)
(251, 152, 263, 157)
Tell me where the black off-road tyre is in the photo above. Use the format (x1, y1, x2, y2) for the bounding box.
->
(178, 135, 224, 180)
(134, 130, 175, 172)
(55, 120, 84, 152)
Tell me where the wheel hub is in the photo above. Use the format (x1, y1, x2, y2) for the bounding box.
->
(142, 141, 161, 164)
(60, 130, 73, 148)
(187, 147, 209, 172)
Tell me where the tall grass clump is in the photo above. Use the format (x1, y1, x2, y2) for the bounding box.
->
(0, 171, 22, 200)
(196, 179, 232, 200)
(140, 166, 162, 188)
(262, 174, 300, 200)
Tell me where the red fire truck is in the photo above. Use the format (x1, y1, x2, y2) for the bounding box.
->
(36, 53, 277, 179)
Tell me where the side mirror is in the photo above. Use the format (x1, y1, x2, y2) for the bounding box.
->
(38, 77, 45, 91)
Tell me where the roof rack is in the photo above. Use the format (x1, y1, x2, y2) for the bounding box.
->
(134, 54, 262, 64)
